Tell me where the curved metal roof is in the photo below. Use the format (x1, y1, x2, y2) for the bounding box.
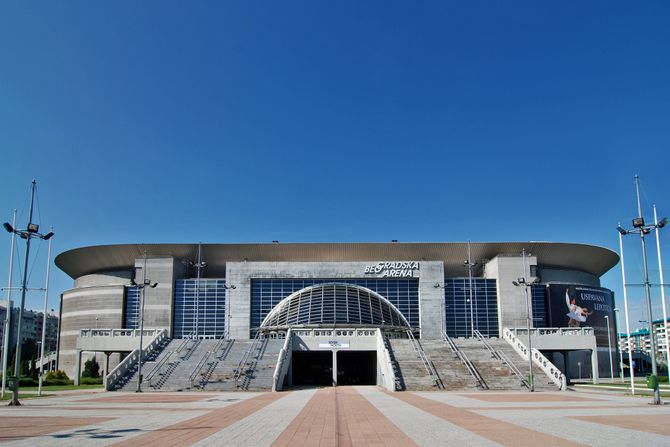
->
(260, 283, 411, 330)
(55, 241, 619, 279)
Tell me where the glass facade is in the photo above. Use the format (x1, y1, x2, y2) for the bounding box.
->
(251, 279, 419, 336)
(444, 278, 498, 338)
(174, 279, 227, 338)
(531, 284, 549, 328)
(124, 286, 141, 329)
(261, 283, 410, 330)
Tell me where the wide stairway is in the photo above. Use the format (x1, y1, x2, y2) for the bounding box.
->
(420, 340, 480, 390)
(387, 339, 442, 391)
(449, 337, 557, 391)
(387, 336, 560, 392)
(116, 338, 284, 392)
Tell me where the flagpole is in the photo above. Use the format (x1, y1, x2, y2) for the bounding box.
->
(1, 210, 17, 399)
(653, 205, 670, 383)
(618, 228, 635, 395)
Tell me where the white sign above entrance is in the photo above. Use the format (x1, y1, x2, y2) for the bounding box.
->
(364, 261, 419, 278)
(319, 340, 350, 348)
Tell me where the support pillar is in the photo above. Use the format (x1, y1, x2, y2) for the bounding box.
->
(332, 350, 338, 386)
(591, 349, 599, 384)
(74, 349, 82, 386)
(103, 352, 111, 389)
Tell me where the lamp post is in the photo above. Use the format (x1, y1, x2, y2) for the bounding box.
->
(182, 243, 207, 338)
(131, 251, 157, 393)
(434, 282, 447, 336)
(3, 181, 54, 406)
(613, 308, 624, 383)
(512, 249, 538, 392)
(223, 283, 236, 339)
(605, 315, 614, 381)
(616, 175, 666, 405)
(464, 241, 477, 338)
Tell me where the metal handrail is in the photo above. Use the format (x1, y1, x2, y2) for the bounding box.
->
(176, 332, 194, 353)
(189, 350, 212, 387)
(145, 350, 174, 386)
(234, 331, 262, 386)
(474, 330, 529, 388)
(406, 329, 444, 390)
(442, 330, 488, 389)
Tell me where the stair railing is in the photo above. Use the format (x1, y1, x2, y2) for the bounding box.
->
(145, 350, 174, 387)
(406, 329, 444, 390)
(502, 327, 567, 390)
(442, 330, 488, 389)
(474, 330, 529, 388)
(234, 331, 262, 387)
(189, 350, 212, 388)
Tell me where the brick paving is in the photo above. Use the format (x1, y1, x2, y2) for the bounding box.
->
(0, 387, 668, 446)
(0, 416, 114, 443)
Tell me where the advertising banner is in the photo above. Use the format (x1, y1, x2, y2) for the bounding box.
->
(547, 284, 615, 346)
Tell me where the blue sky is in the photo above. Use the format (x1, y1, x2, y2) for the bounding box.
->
(1, 2, 669, 331)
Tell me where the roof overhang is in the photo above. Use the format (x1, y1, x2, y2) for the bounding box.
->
(55, 241, 619, 279)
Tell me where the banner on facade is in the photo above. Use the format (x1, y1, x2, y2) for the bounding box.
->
(547, 284, 615, 346)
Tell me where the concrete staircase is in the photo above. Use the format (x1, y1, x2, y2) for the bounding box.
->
(487, 338, 558, 391)
(420, 340, 480, 390)
(449, 337, 557, 391)
(387, 339, 441, 391)
(205, 339, 284, 391)
(115, 338, 284, 392)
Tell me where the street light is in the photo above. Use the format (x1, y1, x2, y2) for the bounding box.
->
(131, 251, 157, 392)
(464, 241, 477, 338)
(182, 243, 207, 338)
(3, 181, 54, 406)
(613, 308, 624, 383)
(512, 249, 539, 392)
(616, 175, 665, 405)
(604, 315, 614, 380)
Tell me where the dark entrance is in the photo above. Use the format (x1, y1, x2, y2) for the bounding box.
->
(337, 351, 376, 385)
(292, 351, 332, 386)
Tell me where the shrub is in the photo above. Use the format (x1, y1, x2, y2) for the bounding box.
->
(44, 370, 73, 386)
(18, 376, 37, 387)
(80, 377, 103, 385)
(82, 357, 100, 378)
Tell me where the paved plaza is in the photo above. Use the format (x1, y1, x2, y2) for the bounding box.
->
(0, 387, 668, 446)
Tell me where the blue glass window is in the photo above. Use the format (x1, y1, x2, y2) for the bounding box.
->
(174, 279, 227, 338)
(124, 286, 141, 329)
(444, 278, 498, 338)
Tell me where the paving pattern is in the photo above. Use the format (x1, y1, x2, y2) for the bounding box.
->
(0, 387, 668, 446)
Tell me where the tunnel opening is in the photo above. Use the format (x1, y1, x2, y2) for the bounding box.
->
(291, 351, 332, 386)
(337, 351, 377, 385)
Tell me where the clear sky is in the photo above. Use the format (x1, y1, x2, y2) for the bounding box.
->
(1, 2, 669, 332)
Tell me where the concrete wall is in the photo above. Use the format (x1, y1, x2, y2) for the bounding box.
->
(226, 261, 443, 340)
(539, 268, 600, 287)
(134, 257, 184, 332)
(74, 271, 132, 289)
(485, 254, 537, 330)
(60, 285, 125, 378)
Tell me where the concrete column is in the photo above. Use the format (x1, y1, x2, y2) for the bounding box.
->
(102, 352, 110, 388)
(591, 349, 599, 384)
(332, 350, 338, 386)
(74, 349, 82, 386)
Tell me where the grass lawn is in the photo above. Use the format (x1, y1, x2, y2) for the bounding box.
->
(20, 384, 104, 392)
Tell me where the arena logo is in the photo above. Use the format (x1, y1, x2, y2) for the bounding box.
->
(364, 261, 419, 277)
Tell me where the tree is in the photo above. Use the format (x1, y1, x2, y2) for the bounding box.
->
(82, 357, 100, 378)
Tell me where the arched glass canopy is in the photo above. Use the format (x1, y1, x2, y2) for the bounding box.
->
(260, 283, 411, 331)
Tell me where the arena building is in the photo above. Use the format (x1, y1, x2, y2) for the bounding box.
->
(54, 242, 620, 391)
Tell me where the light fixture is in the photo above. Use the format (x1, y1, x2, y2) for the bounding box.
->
(3, 222, 13, 233)
(633, 217, 645, 228)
